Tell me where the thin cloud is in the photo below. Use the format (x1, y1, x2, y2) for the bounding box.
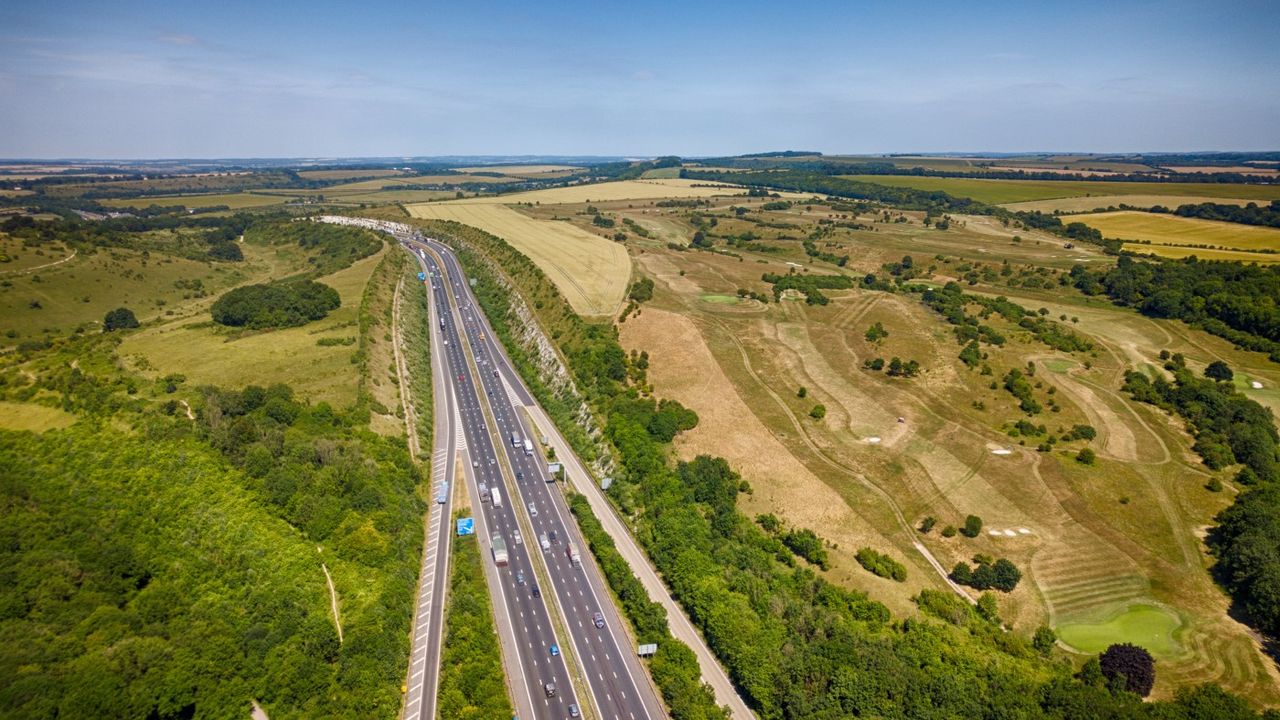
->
(157, 33, 201, 47)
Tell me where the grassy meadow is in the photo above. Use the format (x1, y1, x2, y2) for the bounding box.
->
(120, 242, 388, 406)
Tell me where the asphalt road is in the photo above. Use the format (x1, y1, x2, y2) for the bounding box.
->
(420, 236, 664, 720)
(419, 243, 584, 720)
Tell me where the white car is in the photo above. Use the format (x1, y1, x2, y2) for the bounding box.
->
(540, 533, 550, 551)
(528, 502, 538, 518)
(513, 531, 522, 545)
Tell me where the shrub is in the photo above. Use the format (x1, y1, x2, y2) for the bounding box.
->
(809, 404, 826, 420)
(1076, 448, 1097, 465)
(855, 547, 907, 581)
(961, 514, 983, 538)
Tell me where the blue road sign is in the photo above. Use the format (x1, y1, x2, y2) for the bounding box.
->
(456, 517, 475, 536)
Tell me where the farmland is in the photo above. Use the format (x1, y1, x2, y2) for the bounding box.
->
(1002, 195, 1260, 214)
(840, 174, 1280, 204)
(100, 191, 289, 210)
(1071, 210, 1280, 253)
(438, 178, 758, 205)
(404, 202, 629, 316)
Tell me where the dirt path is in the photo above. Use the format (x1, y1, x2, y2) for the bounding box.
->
(320, 561, 343, 644)
(0, 249, 76, 275)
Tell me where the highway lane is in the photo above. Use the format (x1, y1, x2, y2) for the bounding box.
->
(419, 237, 663, 720)
(417, 244, 581, 720)
(400, 265, 456, 720)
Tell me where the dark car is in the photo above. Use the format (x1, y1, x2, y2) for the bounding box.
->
(544, 682, 557, 698)
(549, 530, 558, 544)
(532, 585, 541, 598)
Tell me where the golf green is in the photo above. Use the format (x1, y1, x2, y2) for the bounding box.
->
(1057, 604, 1181, 658)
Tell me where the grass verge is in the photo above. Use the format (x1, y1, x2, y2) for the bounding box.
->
(436, 513, 514, 720)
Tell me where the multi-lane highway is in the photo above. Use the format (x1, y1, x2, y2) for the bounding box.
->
(317, 216, 666, 720)
(419, 235, 664, 720)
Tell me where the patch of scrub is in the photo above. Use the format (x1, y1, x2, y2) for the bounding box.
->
(1056, 603, 1182, 658)
(0, 401, 76, 433)
(700, 294, 741, 304)
(1042, 358, 1075, 373)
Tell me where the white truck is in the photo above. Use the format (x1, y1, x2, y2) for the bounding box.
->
(510, 431, 521, 448)
(491, 487, 503, 507)
(523, 438, 534, 456)
(491, 533, 508, 567)
(566, 541, 581, 568)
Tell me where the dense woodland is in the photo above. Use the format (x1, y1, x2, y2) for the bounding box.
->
(1121, 356, 1280, 640)
(0, 222, 421, 718)
(1159, 201, 1280, 229)
(1070, 256, 1280, 361)
(430, 216, 1280, 719)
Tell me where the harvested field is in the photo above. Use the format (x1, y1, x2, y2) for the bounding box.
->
(1001, 195, 1259, 214)
(1072, 211, 1280, 252)
(1124, 244, 1280, 264)
(405, 203, 629, 316)
(840, 175, 1280, 204)
(436, 179, 755, 205)
(296, 168, 408, 180)
(454, 164, 582, 175)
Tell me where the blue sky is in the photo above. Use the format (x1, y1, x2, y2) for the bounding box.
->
(2, 0, 1277, 158)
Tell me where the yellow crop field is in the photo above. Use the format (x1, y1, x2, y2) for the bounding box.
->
(100, 192, 286, 210)
(1001, 195, 1259, 214)
(1123, 244, 1280, 264)
(406, 203, 630, 316)
(1073, 211, 1280, 252)
(438, 178, 752, 205)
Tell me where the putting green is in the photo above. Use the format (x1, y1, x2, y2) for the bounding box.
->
(700, 294, 741, 304)
(1056, 603, 1181, 658)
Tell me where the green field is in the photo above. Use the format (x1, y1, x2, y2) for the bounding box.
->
(1073, 211, 1280, 252)
(700, 293, 742, 304)
(1056, 604, 1182, 658)
(839, 175, 1280, 205)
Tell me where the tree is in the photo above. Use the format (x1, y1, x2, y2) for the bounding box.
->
(919, 516, 937, 533)
(796, 386, 807, 399)
(1033, 625, 1057, 655)
(103, 307, 139, 331)
(1076, 447, 1097, 465)
(809, 404, 826, 420)
(208, 242, 243, 261)
(961, 514, 983, 538)
(1205, 360, 1234, 382)
(865, 322, 888, 343)
(1099, 643, 1156, 697)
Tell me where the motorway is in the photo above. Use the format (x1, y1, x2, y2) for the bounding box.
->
(418, 235, 665, 720)
(317, 216, 671, 720)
